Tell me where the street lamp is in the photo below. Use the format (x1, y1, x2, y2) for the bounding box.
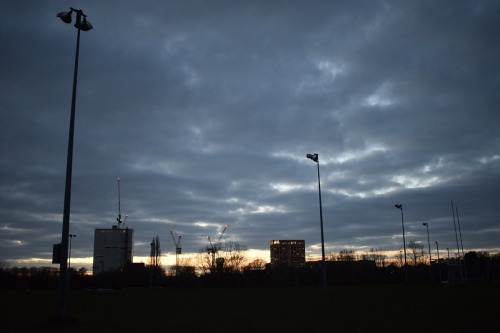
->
(422, 223, 433, 282)
(395, 204, 408, 283)
(56, 7, 92, 318)
(68, 234, 77, 270)
(306, 153, 327, 290)
(436, 241, 442, 283)
(67, 234, 76, 291)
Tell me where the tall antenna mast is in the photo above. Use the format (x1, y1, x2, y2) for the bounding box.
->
(117, 177, 122, 228)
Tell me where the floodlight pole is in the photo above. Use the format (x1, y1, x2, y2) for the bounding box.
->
(455, 207, 468, 283)
(435, 241, 442, 283)
(395, 204, 408, 283)
(422, 223, 433, 282)
(451, 200, 464, 282)
(306, 153, 327, 290)
(56, 8, 92, 318)
(68, 234, 76, 270)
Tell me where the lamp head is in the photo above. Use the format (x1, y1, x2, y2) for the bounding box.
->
(57, 11, 73, 24)
(422, 222, 428, 226)
(306, 153, 318, 162)
(76, 17, 93, 31)
(395, 204, 402, 209)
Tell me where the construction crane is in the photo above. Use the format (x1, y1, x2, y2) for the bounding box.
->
(169, 228, 182, 269)
(207, 224, 229, 274)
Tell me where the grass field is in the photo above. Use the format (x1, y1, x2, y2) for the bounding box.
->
(2, 284, 499, 333)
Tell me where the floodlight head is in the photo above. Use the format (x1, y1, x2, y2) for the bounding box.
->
(76, 17, 93, 31)
(306, 153, 319, 162)
(57, 11, 73, 24)
(395, 204, 402, 209)
(422, 222, 428, 226)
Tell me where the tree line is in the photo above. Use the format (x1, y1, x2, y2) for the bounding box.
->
(2, 245, 499, 290)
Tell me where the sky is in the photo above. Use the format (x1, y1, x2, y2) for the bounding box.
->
(1, 0, 499, 272)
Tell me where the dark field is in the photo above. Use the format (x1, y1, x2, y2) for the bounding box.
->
(2, 284, 499, 333)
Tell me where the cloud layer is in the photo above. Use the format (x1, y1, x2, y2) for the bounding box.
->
(1, 0, 499, 270)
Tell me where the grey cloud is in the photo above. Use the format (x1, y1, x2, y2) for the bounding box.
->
(1, 1, 499, 269)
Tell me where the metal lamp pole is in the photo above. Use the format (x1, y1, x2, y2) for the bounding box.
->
(306, 153, 327, 290)
(68, 234, 76, 270)
(67, 234, 76, 291)
(56, 7, 92, 317)
(395, 204, 408, 283)
(436, 241, 442, 283)
(422, 223, 433, 282)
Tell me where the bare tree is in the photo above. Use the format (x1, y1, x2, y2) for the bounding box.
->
(361, 248, 388, 267)
(197, 241, 248, 274)
(395, 249, 404, 267)
(336, 249, 357, 262)
(167, 257, 196, 277)
(196, 247, 213, 275)
(245, 258, 267, 270)
(408, 241, 425, 266)
(220, 241, 248, 273)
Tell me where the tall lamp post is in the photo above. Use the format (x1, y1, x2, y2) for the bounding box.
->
(306, 153, 327, 290)
(68, 234, 77, 270)
(395, 204, 408, 283)
(67, 234, 76, 291)
(422, 223, 433, 282)
(56, 7, 92, 317)
(436, 241, 442, 283)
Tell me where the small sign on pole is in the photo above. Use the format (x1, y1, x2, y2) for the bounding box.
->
(52, 243, 61, 264)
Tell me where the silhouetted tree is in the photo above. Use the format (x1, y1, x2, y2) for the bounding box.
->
(395, 249, 404, 267)
(0, 259, 7, 270)
(336, 249, 357, 261)
(77, 267, 88, 276)
(464, 251, 491, 282)
(361, 248, 388, 267)
(408, 241, 425, 266)
(197, 241, 248, 275)
(197, 247, 213, 275)
(167, 258, 196, 277)
(220, 241, 248, 273)
(244, 258, 267, 270)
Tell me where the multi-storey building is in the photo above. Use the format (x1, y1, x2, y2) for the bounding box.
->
(270, 240, 305, 268)
(92, 225, 133, 274)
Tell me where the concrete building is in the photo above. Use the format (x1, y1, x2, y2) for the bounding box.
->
(92, 226, 133, 274)
(270, 240, 305, 268)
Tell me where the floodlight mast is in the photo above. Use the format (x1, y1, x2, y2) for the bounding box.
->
(306, 153, 327, 290)
(56, 6, 92, 318)
(395, 204, 408, 283)
(422, 222, 433, 282)
(117, 177, 122, 228)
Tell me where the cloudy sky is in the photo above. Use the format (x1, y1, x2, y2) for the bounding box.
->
(1, 0, 499, 271)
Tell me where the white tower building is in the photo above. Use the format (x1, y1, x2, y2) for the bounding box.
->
(92, 225, 133, 274)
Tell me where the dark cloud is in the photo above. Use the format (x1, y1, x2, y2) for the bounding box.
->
(1, 0, 499, 270)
